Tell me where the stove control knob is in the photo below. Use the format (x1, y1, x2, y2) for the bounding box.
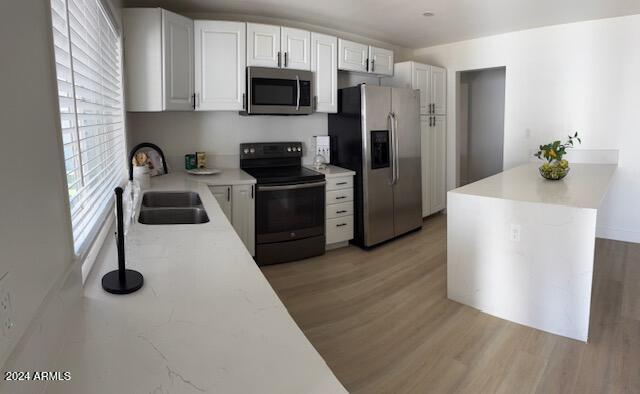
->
(287, 147, 292, 152)
(243, 148, 249, 154)
(250, 148, 255, 153)
(297, 147, 302, 152)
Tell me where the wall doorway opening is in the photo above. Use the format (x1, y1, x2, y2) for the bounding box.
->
(457, 67, 506, 186)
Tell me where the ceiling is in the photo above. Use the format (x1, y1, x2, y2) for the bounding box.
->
(123, 0, 640, 48)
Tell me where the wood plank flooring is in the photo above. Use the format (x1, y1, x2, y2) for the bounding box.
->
(261, 214, 640, 393)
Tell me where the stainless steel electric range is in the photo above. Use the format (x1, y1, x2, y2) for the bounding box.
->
(240, 142, 326, 265)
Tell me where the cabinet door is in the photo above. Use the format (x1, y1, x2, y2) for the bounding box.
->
(208, 185, 232, 220)
(369, 46, 394, 76)
(430, 116, 446, 212)
(247, 23, 281, 68)
(431, 66, 446, 115)
(413, 63, 431, 115)
(338, 39, 368, 72)
(161, 10, 194, 111)
(232, 184, 255, 256)
(311, 32, 337, 113)
(420, 116, 432, 217)
(194, 21, 246, 111)
(281, 27, 310, 70)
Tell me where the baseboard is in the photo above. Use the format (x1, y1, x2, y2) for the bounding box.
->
(596, 225, 640, 244)
(0, 261, 82, 394)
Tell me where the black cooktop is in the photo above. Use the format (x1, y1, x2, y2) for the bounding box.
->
(243, 166, 324, 185)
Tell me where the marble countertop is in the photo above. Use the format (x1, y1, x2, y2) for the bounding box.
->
(450, 163, 617, 209)
(304, 164, 356, 178)
(181, 168, 256, 185)
(45, 173, 346, 394)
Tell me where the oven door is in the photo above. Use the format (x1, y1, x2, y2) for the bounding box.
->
(247, 67, 313, 115)
(255, 180, 325, 243)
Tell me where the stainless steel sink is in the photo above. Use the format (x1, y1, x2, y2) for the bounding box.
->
(138, 207, 209, 225)
(141, 191, 202, 208)
(138, 191, 209, 225)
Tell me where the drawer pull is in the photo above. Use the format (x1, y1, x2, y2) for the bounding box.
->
(336, 223, 347, 227)
(335, 182, 347, 185)
(336, 196, 347, 200)
(336, 210, 347, 214)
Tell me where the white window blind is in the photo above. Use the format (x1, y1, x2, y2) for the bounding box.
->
(51, 0, 126, 254)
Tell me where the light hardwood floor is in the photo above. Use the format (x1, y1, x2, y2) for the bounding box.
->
(262, 214, 640, 393)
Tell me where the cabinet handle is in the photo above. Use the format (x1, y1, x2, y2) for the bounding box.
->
(284, 52, 288, 67)
(336, 196, 347, 200)
(192, 93, 196, 110)
(336, 210, 347, 214)
(365, 58, 369, 71)
(251, 185, 254, 199)
(336, 182, 347, 185)
(313, 95, 318, 111)
(277, 51, 282, 68)
(371, 59, 375, 72)
(227, 187, 230, 202)
(242, 93, 246, 110)
(336, 223, 347, 227)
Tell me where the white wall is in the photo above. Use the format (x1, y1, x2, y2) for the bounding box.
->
(0, 0, 122, 385)
(128, 111, 330, 169)
(459, 67, 506, 185)
(413, 14, 640, 243)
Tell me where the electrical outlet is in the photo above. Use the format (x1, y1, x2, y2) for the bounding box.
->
(0, 274, 14, 337)
(510, 224, 521, 242)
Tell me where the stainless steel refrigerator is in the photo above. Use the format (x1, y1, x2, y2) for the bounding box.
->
(328, 84, 422, 247)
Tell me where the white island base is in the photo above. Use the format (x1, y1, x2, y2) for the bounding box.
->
(447, 163, 616, 342)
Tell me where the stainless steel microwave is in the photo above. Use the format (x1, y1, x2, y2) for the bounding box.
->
(242, 67, 314, 115)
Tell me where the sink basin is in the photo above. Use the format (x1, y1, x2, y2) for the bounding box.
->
(138, 191, 209, 224)
(138, 207, 209, 225)
(141, 191, 203, 208)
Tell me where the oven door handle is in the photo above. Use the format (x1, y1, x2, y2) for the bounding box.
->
(258, 180, 325, 191)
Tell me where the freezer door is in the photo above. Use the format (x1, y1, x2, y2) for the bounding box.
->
(361, 85, 395, 246)
(391, 87, 423, 235)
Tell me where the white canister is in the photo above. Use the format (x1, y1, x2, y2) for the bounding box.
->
(132, 165, 151, 190)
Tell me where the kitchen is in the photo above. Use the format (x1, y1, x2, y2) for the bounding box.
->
(2, 0, 640, 393)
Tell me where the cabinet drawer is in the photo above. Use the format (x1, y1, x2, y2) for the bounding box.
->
(326, 188, 353, 204)
(326, 216, 353, 244)
(326, 201, 353, 219)
(326, 176, 353, 191)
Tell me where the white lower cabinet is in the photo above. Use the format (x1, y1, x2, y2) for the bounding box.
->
(208, 184, 255, 256)
(325, 175, 354, 248)
(209, 185, 232, 219)
(421, 115, 446, 216)
(232, 184, 255, 256)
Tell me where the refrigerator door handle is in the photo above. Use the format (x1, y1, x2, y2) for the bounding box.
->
(388, 112, 396, 185)
(392, 112, 400, 184)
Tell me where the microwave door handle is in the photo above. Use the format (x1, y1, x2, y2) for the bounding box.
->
(296, 74, 300, 111)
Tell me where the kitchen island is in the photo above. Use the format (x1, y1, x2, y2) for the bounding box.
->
(43, 171, 346, 394)
(447, 163, 616, 341)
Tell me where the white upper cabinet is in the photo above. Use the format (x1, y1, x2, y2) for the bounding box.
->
(194, 21, 246, 111)
(311, 32, 337, 113)
(281, 27, 311, 70)
(368, 46, 393, 76)
(338, 39, 368, 73)
(413, 63, 430, 115)
(123, 8, 194, 111)
(247, 23, 281, 68)
(338, 39, 394, 76)
(162, 10, 194, 110)
(431, 66, 446, 115)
